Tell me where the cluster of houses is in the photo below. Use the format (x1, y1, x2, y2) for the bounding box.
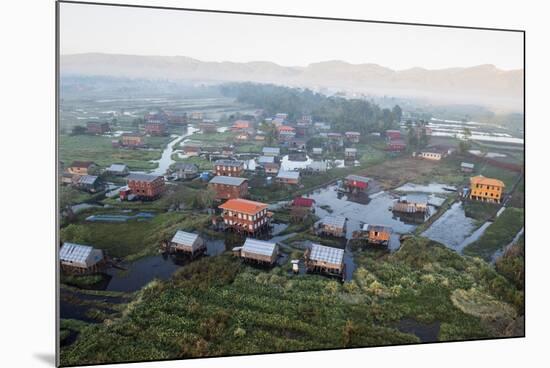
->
(61, 109, 510, 282)
(61, 161, 102, 192)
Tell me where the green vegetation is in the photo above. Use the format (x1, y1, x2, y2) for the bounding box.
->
(496, 236, 524, 290)
(171, 154, 213, 170)
(60, 211, 211, 260)
(220, 83, 401, 133)
(60, 134, 162, 170)
(235, 143, 263, 153)
(59, 185, 96, 208)
(187, 131, 233, 142)
(60, 237, 522, 366)
(477, 164, 519, 188)
(61, 274, 106, 288)
(463, 208, 524, 261)
(463, 200, 499, 223)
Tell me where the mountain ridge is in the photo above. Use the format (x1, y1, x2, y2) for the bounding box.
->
(60, 53, 524, 112)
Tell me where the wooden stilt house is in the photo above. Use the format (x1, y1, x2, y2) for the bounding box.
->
(59, 242, 105, 274)
(170, 230, 206, 257)
(233, 238, 278, 265)
(304, 243, 345, 278)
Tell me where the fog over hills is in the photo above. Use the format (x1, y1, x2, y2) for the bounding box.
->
(61, 53, 523, 112)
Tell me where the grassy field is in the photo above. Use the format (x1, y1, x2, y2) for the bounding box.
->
(60, 211, 211, 260)
(463, 200, 500, 224)
(59, 185, 97, 208)
(186, 131, 233, 143)
(495, 235, 524, 290)
(60, 237, 523, 366)
(59, 134, 162, 170)
(171, 154, 214, 170)
(463, 208, 525, 261)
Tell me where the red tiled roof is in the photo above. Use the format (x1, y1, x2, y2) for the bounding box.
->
(232, 120, 251, 129)
(277, 125, 295, 132)
(292, 197, 315, 207)
(219, 198, 268, 215)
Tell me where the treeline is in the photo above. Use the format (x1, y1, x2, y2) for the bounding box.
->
(220, 83, 402, 134)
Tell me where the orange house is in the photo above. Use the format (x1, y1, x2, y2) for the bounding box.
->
(469, 175, 505, 203)
(219, 198, 271, 235)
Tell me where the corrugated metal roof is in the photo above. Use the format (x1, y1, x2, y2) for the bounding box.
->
(405, 194, 428, 205)
(209, 176, 247, 186)
(174, 163, 198, 171)
(214, 159, 243, 167)
(127, 173, 163, 182)
(461, 162, 475, 169)
(242, 238, 277, 257)
(309, 243, 344, 265)
(345, 148, 357, 153)
(364, 224, 392, 233)
(258, 156, 275, 164)
(107, 164, 127, 172)
(262, 147, 280, 154)
(321, 215, 347, 228)
(171, 230, 199, 246)
(78, 175, 99, 185)
(60, 243, 94, 263)
(277, 170, 300, 180)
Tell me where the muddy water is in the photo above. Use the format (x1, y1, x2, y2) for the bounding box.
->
(422, 202, 478, 251)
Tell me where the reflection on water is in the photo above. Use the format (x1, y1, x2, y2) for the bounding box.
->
(307, 184, 418, 240)
(422, 202, 477, 251)
(395, 182, 457, 194)
(149, 125, 199, 176)
(396, 318, 440, 342)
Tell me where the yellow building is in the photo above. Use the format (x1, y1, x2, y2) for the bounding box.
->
(469, 175, 505, 203)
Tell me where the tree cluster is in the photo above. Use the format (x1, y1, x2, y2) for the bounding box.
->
(220, 83, 402, 134)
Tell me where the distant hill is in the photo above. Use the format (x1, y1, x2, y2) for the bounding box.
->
(60, 53, 523, 112)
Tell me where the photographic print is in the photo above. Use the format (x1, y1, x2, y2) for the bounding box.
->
(57, 1, 525, 366)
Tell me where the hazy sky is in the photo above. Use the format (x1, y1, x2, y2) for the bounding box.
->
(60, 2, 524, 71)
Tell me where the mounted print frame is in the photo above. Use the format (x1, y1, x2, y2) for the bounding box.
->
(56, 1, 525, 366)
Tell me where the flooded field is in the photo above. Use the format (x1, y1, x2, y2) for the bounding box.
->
(60, 96, 256, 128)
(395, 182, 457, 194)
(305, 184, 428, 250)
(421, 202, 478, 251)
(427, 118, 524, 145)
